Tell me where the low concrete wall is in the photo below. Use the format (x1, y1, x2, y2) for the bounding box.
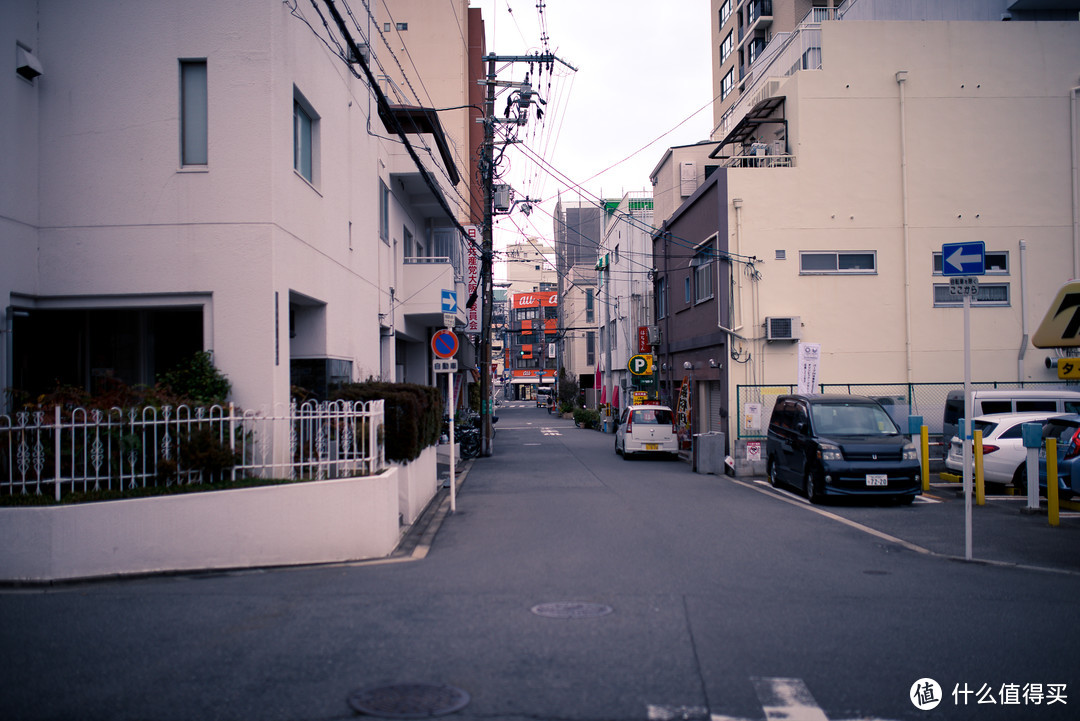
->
(397, 445, 437, 526)
(0, 469, 400, 583)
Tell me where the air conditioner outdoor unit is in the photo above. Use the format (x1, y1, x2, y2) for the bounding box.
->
(765, 316, 801, 341)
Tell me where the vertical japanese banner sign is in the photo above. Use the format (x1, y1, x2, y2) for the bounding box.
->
(676, 376, 692, 450)
(464, 225, 482, 335)
(797, 343, 821, 394)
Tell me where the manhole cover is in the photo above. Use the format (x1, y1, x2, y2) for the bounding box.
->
(530, 601, 613, 619)
(347, 683, 470, 718)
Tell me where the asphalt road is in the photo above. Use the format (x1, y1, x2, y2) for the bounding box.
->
(2, 403, 1079, 721)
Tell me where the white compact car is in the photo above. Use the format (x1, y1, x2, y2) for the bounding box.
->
(944, 411, 1063, 488)
(615, 404, 679, 459)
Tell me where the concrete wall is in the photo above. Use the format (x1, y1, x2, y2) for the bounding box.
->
(0, 470, 401, 583)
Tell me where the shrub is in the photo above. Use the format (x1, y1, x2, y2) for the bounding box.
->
(158, 351, 231, 405)
(573, 407, 600, 429)
(331, 381, 443, 463)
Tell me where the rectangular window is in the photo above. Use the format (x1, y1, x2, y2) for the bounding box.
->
(610, 320, 617, 350)
(684, 277, 691, 304)
(396, 22, 408, 31)
(657, 277, 668, 318)
(933, 283, 1011, 307)
(180, 60, 207, 166)
(586, 289, 595, 323)
(692, 243, 714, 303)
(720, 0, 732, 27)
(799, 251, 876, 274)
(293, 97, 315, 183)
(379, 180, 390, 243)
(721, 69, 735, 100)
(721, 31, 733, 63)
(586, 332, 595, 366)
(932, 250, 1009, 275)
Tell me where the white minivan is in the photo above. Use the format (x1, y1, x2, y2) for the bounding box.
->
(941, 389, 1080, 454)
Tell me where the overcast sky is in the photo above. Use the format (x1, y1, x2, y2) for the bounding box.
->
(468, 0, 714, 256)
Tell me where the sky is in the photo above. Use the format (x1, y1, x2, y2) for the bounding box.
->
(468, 1, 714, 257)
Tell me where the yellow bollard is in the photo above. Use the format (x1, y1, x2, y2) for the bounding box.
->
(1047, 438, 1059, 528)
(920, 425, 930, 492)
(974, 429, 985, 506)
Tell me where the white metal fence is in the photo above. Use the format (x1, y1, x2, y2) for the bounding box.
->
(1, 400, 385, 500)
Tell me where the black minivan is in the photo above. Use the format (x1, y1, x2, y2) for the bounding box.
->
(765, 394, 921, 504)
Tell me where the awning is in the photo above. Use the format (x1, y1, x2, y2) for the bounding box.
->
(709, 96, 786, 158)
(511, 378, 555, 385)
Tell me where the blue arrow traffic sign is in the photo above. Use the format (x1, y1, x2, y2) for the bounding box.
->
(941, 241, 985, 276)
(441, 289, 457, 313)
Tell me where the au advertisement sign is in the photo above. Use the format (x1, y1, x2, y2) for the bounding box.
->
(512, 292, 557, 308)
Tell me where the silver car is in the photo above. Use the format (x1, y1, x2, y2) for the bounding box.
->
(615, 405, 678, 459)
(944, 411, 1063, 488)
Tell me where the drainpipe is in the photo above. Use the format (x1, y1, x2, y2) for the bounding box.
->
(896, 70, 913, 383)
(721, 198, 744, 335)
(1018, 239, 1028, 382)
(1072, 85, 1080, 279)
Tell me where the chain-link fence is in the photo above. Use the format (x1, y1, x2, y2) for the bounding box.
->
(736, 381, 1078, 441)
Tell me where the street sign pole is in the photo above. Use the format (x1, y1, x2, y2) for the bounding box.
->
(962, 290, 972, 561)
(448, 372, 456, 513)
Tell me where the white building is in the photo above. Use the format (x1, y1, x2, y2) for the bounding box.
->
(597, 193, 655, 412)
(1, 0, 478, 414)
(652, 6, 1080, 467)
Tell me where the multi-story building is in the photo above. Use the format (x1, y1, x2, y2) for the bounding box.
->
(1, 0, 481, 416)
(507, 291, 559, 400)
(553, 197, 606, 406)
(655, 1, 1080, 472)
(596, 194, 655, 413)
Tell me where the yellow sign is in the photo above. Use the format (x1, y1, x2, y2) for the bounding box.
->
(1033, 281, 1080, 348)
(1058, 358, 1080, 380)
(628, 354, 653, 376)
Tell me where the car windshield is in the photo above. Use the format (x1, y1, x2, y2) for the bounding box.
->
(809, 402, 898, 436)
(632, 408, 673, 425)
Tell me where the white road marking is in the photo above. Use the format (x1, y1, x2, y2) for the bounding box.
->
(753, 677, 829, 721)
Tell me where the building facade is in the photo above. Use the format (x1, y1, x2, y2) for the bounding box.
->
(659, 5, 1080, 472)
(1, 0, 481, 416)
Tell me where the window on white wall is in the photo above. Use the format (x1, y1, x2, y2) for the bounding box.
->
(379, 180, 390, 243)
(180, 60, 207, 166)
(293, 91, 318, 184)
(800, 251, 876, 274)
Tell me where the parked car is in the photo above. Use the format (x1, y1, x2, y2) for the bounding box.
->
(1038, 414, 1080, 500)
(615, 404, 678, 459)
(944, 412, 1064, 489)
(941, 389, 1080, 457)
(766, 394, 921, 504)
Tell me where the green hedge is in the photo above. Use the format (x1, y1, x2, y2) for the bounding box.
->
(331, 382, 443, 463)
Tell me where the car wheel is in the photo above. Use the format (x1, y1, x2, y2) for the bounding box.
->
(805, 468, 823, 504)
(615, 437, 622, 456)
(767, 458, 780, 488)
(1011, 464, 1028, 494)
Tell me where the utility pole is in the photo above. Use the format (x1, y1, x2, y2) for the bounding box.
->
(480, 55, 496, 456)
(477, 52, 576, 456)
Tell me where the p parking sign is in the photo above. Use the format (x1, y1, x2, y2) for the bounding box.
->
(628, 354, 653, 376)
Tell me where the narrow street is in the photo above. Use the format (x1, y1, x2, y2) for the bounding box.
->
(3, 403, 1079, 721)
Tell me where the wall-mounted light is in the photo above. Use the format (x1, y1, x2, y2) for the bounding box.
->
(683, 361, 694, 370)
(709, 358, 718, 368)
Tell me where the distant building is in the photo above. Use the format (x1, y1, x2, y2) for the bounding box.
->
(507, 291, 559, 400)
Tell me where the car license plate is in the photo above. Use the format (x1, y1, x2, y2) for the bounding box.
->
(645, 443, 658, 450)
(866, 474, 888, 486)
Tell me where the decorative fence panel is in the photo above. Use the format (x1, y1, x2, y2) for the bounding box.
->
(1, 400, 385, 500)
